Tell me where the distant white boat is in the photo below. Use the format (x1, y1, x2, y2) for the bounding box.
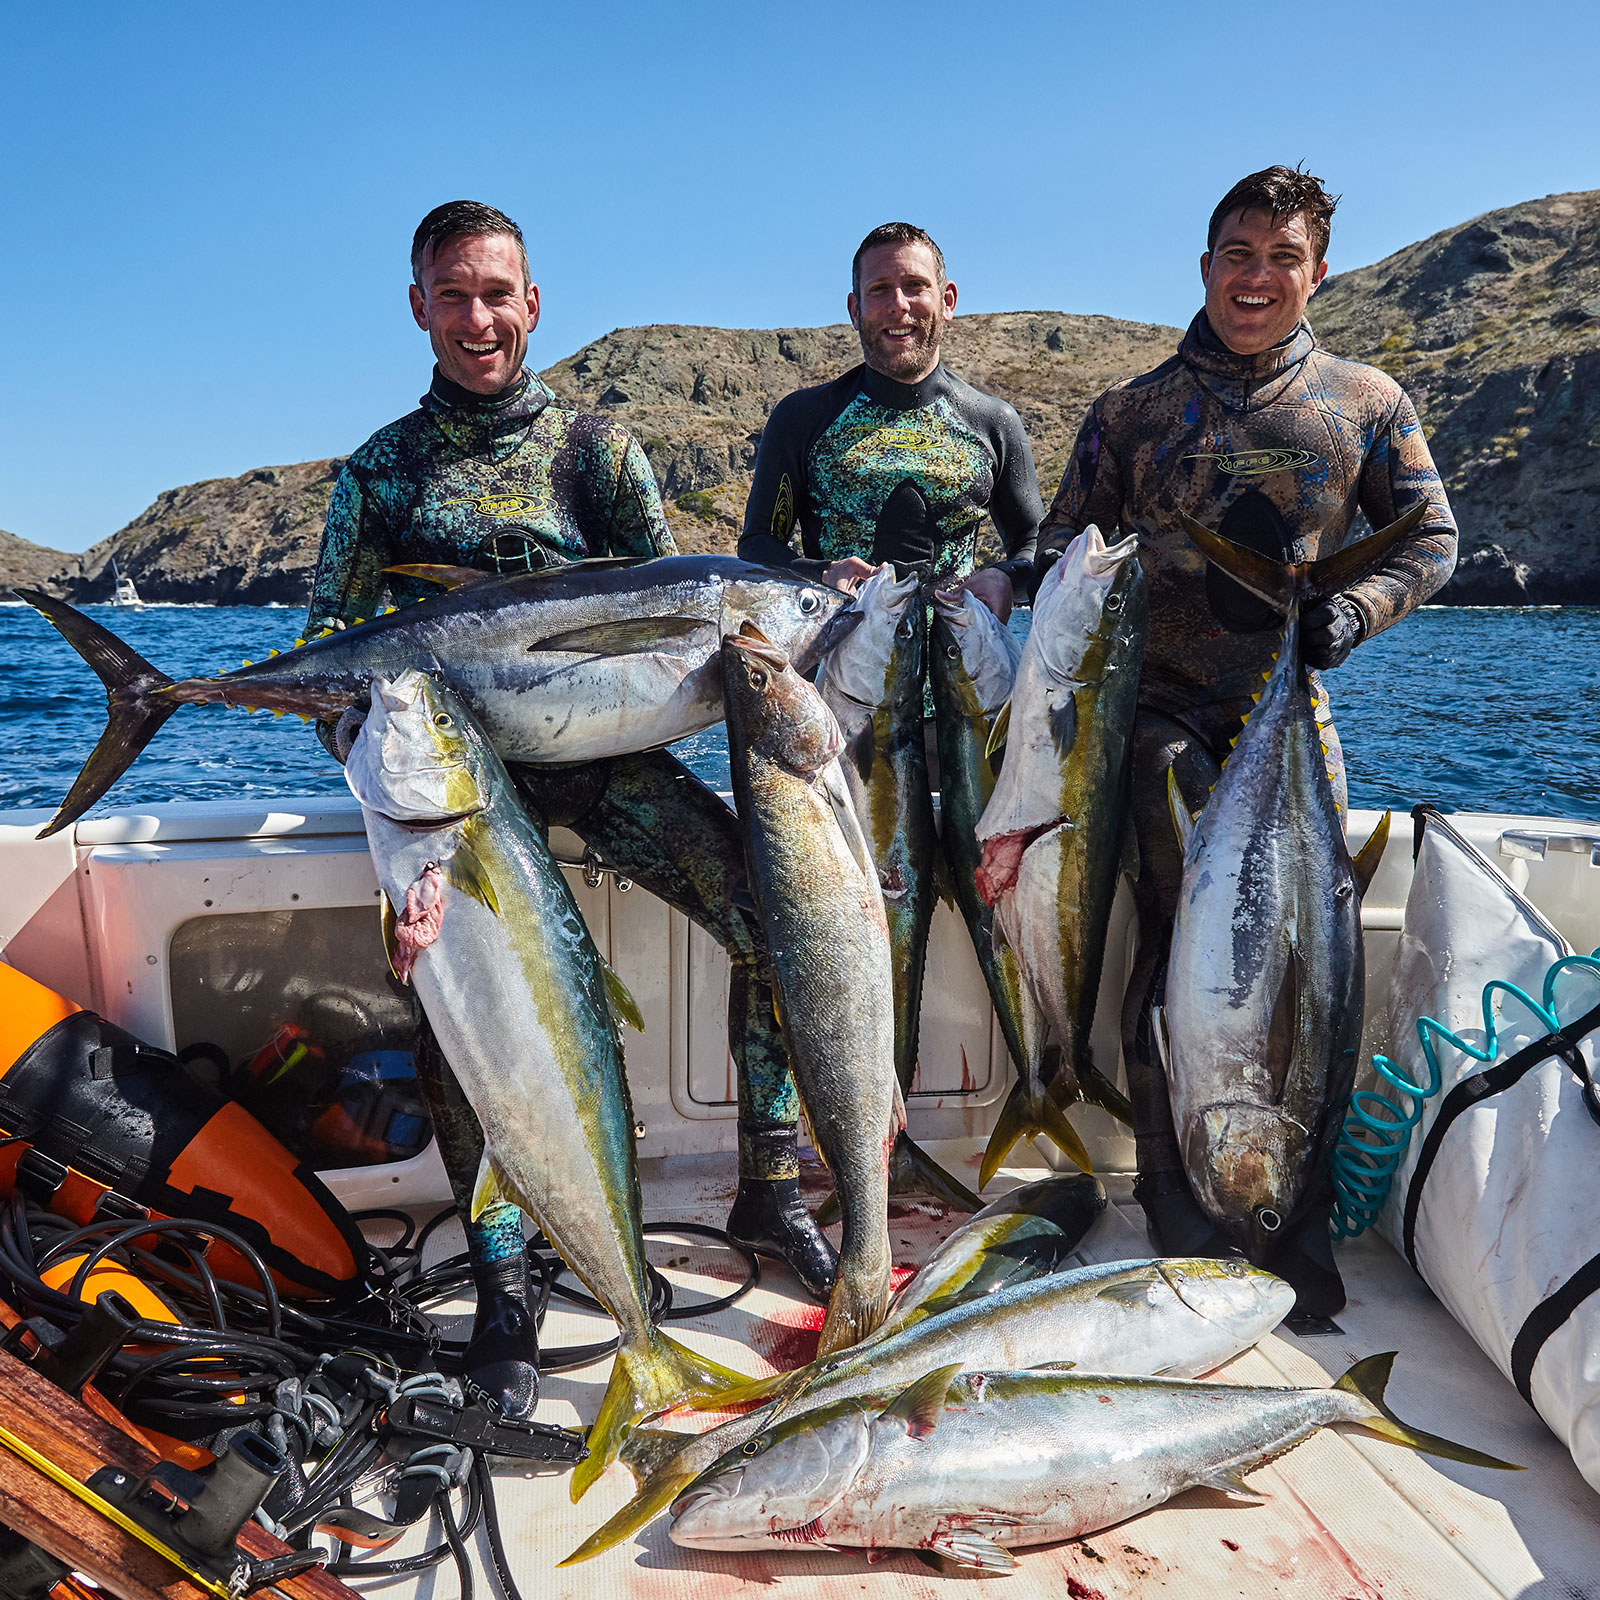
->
(110, 558, 142, 608)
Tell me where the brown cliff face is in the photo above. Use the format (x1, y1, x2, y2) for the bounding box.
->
(0, 529, 71, 591)
(1309, 189, 1600, 603)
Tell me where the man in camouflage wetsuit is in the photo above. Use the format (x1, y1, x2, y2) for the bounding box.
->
(739, 222, 1041, 614)
(1038, 168, 1457, 1316)
(310, 201, 833, 1419)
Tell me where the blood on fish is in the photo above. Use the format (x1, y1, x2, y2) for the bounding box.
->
(975, 830, 1029, 906)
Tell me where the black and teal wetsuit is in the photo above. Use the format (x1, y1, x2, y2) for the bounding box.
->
(738, 362, 1043, 587)
(311, 368, 803, 1269)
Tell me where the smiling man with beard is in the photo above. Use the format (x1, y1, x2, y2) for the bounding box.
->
(739, 223, 1042, 618)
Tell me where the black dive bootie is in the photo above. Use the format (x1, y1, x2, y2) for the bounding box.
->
(1133, 1168, 1240, 1260)
(727, 1175, 839, 1301)
(1263, 1195, 1346, 1321)
(462, 1248, 541, 1420)
(725, 1123, 838, 1302)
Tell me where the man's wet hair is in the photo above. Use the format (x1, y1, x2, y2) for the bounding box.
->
(411, 201, 531, 288)
(1207, 167, 1340, 264)
(852, 222, 946, 295)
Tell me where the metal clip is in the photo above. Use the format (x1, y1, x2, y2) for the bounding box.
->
(1499, 829, 1600, 867)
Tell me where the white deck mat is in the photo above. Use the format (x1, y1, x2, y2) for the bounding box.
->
(337, 1147, 1600, 1600)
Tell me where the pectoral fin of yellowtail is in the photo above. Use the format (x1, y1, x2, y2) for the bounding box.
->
(880, 1363, 963, 1437)
(1352, 809, 1393, 898)
(978, 1075, 1093, 1190)
(469, 1151, 528, 1223)
(570, 1331, 752, 1503)
(384, 563, 496, 590)
(1096, 1277, 1160, 1306)
(1335, 1353, 1521, 1470)
(984, 697, 1012, 761)
(603, 962, 645, 1033)
(1167, 769, 1198, 854)
(928, 1527, 1017, 1572)
(380, 895, 402, 982)
(444, 838, 500, 915)
(534, 615, 715, 656)
(820, 764, 873, 878)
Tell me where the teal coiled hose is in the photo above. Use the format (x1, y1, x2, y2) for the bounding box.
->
(1331, 951, 1600, 1239)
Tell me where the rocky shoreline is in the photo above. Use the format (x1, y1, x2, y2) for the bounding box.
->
(6, 190, 1597, 608)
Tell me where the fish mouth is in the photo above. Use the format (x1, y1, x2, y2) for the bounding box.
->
(727, 622, 791, 672)
(974, 818, 1069, 906)
(1082, 526, 1139, 577)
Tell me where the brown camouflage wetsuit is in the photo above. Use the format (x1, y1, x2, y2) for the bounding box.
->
(1039, 311, 1457, 1187)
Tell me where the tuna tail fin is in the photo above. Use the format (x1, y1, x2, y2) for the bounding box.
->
(1335, 1353, 1522, 1471)
(570, 1331, 750, 1502)
(978, 1074, 1094, 1191)
(16, 588, 181, 838)
(815, 1252, 892, 1361)
(1180, 500, 1429, 614)
(888, 1130, 982, 1211)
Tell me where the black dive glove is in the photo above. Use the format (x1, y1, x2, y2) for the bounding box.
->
(1302, 595, 1364, 670)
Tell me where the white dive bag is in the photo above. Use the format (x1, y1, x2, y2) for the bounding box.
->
(1376, 807, 1600, 1492)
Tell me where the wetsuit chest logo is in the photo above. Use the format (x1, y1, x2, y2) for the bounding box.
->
(443, 491, 541, 517)
(1184, 448, 1322, 476)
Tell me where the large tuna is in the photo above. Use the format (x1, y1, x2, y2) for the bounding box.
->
(344, 668, 742, 1500)
(669, 1354, 1515, 1567)
(816, 566, 977, 1212)
(563, 1256, 1293, 1563)
(722, 625, 900, 1363)
(16, 554, 852, 837)
(1157, 510, 1419, 1259)
(973, 527, 1141, 1187)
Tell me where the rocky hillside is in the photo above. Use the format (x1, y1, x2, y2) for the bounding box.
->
(9, 188, 1598, 604)
(1311, 189, 1600, 603)
(44, 459, 344, 605)
(0, 529, 70, 591)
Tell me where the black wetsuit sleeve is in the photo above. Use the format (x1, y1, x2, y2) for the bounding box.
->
(1345, 390, 1459, 640)
(1036, 399, 1124, 577)
(740, 388, 822, 575)
(985, 402, 1044, 584)
(609, 434, 678, 556)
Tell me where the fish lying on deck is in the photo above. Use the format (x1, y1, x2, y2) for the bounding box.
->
(563, 1256, 1292, 1562)
(669, 1352, 1517, 1566)
(15, 554, 852, 837)
(345, 668, 743, 1501)
(974, 526, 1143, 1186)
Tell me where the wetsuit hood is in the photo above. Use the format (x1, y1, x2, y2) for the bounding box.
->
(422, 365, 555, 461)
(1180, 313, 1316, 413)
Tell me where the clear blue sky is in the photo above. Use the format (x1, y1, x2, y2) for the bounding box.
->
(4, 0, 1596, 553)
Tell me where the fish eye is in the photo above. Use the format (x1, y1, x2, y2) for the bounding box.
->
(799, 591, 820, 614)
(749, 668, 768, 689)
(945, 644, 959, 659)
(741, 1438, 763, 1456)
(433, 713, 453, 728)
(1255, 1205, 1283, 1233)
(1226, 1261, 1245, 1277)
(1106, 594, 1123, 611)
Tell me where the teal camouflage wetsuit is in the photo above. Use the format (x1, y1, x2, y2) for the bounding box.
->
(738, 362, 1043, 588)
(311, 367, 806, 1334)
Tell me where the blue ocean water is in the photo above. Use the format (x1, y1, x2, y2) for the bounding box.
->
(3, 601, 1598, 823)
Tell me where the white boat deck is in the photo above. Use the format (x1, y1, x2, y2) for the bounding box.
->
(372, 1147, 1600, 1600)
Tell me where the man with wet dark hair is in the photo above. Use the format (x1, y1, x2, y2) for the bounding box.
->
(1037, 165, 1457, 1317)
(309, 201, 837, 1422)
(740, 221, 1041, 615)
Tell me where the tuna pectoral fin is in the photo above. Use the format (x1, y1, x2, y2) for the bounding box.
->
(1182, 501, 1429, 613)
(383, 563, 495, 590)
(561, 1454, 700, 1563)
(928, 1527, 1017, 1571)
(1336, 1353, 1521, 1471)
(15, 588, 181, 839)
(888, 1131, 982, 1211)
(571, 1332, 751, 1502)
(1265, 944, 1303, 1105)
(536, 615, 715, 656)
(978, 1077, 1094, 1191)
(1352, 809, 1393, 898)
